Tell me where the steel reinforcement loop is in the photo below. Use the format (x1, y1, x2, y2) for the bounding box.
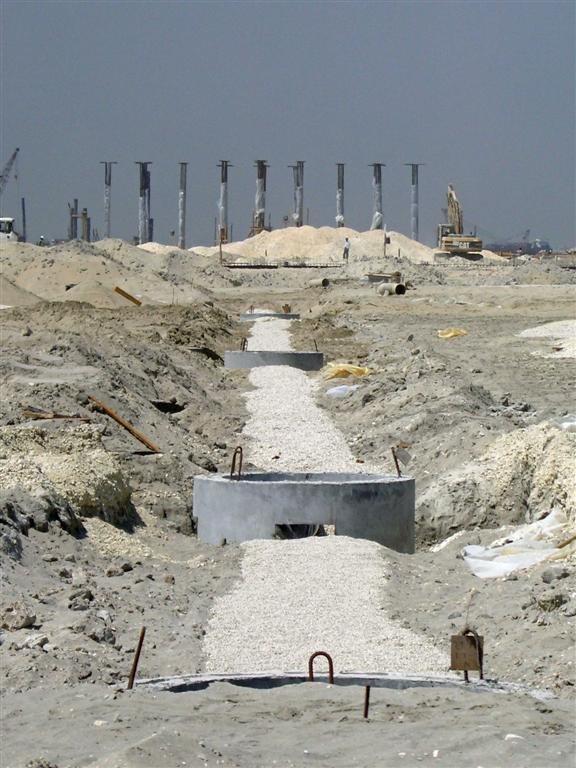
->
(461, 627, 484, 682)
(308, 651, 335, 684)
(241, 337, 248, 351)
(230, 446, 243, 480)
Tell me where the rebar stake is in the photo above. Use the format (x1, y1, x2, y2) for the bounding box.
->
(308, 651, 334, 684)
(127, 626, 146, 690)
(363, 685, 371, 718)
(230, 446, 243, 480)
(391, 447, 402, 477)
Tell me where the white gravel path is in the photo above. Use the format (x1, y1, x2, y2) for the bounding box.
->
(203, 536, 452, 675)
(243, 318, 362, 472)
(203, 317, 452, 677)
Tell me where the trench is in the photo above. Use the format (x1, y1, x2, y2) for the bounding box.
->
(199, 316, 453, 678)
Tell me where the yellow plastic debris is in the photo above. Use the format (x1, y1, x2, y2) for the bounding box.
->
(325, 363, 371, 379)
(437, 328, 468, 339)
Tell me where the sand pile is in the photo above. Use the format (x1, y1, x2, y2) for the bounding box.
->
(137, 241, 182, 256)
(519, 319, 576, 359)
(61, 280, 136, 308)
(418, 423, 576, 539)
(0, 274, 42, 308)
(0, 240, 205, 306)
(0, 424, 134, 529)
(191, 225, 435, 264)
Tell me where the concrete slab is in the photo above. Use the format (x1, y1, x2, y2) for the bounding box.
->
(240, 312, 301, 321)
(194, 471, 415, 551)
(224, 350, 324, 371)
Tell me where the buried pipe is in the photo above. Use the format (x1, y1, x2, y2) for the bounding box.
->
(377, 282, 406, 296)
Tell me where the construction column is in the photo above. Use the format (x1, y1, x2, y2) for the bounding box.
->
(253, 160, 268, 234)
(405, 163, 424, 242)
(178, 162, 187, 249)
(335, 163, 345, 227)
(370, 163, 385, 230)
(290, 160, 304, 227)
(100, 161, 117, 239)
(217, 161, 231, 243)
(135, 161, 152, 245)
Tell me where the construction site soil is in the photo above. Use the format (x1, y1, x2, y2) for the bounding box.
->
(1, 231, 575, 767)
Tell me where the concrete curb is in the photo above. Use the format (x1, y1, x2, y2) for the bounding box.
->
(224, 350, 324, 371)
(134, 671, 553, 700)
(239, 312, 301, 321)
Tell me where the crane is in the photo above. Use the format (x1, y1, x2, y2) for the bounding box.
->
(0, 147, 22, 241)
(0, 147, 19, 199)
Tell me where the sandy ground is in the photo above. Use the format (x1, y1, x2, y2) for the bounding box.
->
(1, 232, 575, 767)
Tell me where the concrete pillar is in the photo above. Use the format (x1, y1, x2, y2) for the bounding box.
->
(370, 163, 384, 230)
(335, 163, 345, 227)
(178, 162, 187, 249)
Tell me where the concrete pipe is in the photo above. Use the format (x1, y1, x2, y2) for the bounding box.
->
(377, 282, 406, 296)
(309, 277, 330, 288)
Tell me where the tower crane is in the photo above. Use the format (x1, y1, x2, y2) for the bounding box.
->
(0, 147, 21, 241)
(0, 147, 19, 199)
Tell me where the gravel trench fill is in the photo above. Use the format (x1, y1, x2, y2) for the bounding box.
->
(203, 318, 452, 676)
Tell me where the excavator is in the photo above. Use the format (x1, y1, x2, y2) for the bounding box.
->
(436, 183, 483, 257)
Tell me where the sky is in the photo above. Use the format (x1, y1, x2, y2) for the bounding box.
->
(0, 0, 574, 248)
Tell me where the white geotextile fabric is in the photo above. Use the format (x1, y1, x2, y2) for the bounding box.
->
(463, 509, 574, 578)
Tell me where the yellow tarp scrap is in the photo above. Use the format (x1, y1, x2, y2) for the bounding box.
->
(437, 327, 468, 339)
(325, 363, 371, 379)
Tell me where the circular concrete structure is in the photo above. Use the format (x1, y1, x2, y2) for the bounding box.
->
(194, 471, 415, 552)
(224, 350, 324, 371)
(240, 312, 301, 321)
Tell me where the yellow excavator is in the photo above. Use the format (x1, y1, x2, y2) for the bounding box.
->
(436, 184, 483, 257)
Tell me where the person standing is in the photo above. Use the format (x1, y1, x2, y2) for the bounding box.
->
(343, 236, 350, 261)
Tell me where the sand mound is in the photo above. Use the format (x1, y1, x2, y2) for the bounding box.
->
(190, 225, 435, 264)
(60, 280, 137, 308)
(0, 274, 42, 308)
(0, 424, 134, 526)
(418, 423, 576, 540)
(138, 241, 182, 255)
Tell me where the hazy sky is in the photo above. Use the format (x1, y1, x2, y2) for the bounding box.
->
(1, 0, 574, 247)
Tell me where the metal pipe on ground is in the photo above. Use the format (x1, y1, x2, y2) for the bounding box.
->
(377, 282, 406, 296)
(308, 277, 330, 288)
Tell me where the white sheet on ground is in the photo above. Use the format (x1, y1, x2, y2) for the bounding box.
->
(463, 509, 575, 578)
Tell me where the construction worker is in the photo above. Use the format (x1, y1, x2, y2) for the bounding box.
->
(36, 236, 46, 246)
(343, 237, 350, 262)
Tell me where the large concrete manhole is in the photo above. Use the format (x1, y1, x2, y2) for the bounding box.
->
(194, 472, 415, 552)
(224, 350, 324, 370)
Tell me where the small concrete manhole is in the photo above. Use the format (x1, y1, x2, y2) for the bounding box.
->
(240, 311, 301, 321)
(194, 471, 415, 552)
(224, 350, 324, 371)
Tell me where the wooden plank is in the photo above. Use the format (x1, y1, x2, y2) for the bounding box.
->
(114, 286, 142, 306)
(88, 396, 161, 453)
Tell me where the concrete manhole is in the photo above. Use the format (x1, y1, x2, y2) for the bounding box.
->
(193, 471, 415, 551)
(224, 350, 324, 371)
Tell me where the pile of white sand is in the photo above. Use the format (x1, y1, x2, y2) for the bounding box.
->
(519, 319, 576, 359)
(192, 225, 435, 265)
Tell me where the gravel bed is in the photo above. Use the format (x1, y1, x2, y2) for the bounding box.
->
(203, 318, 449, 677)
(243, 318, 363, 472)
(203, 536, 453, 675)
